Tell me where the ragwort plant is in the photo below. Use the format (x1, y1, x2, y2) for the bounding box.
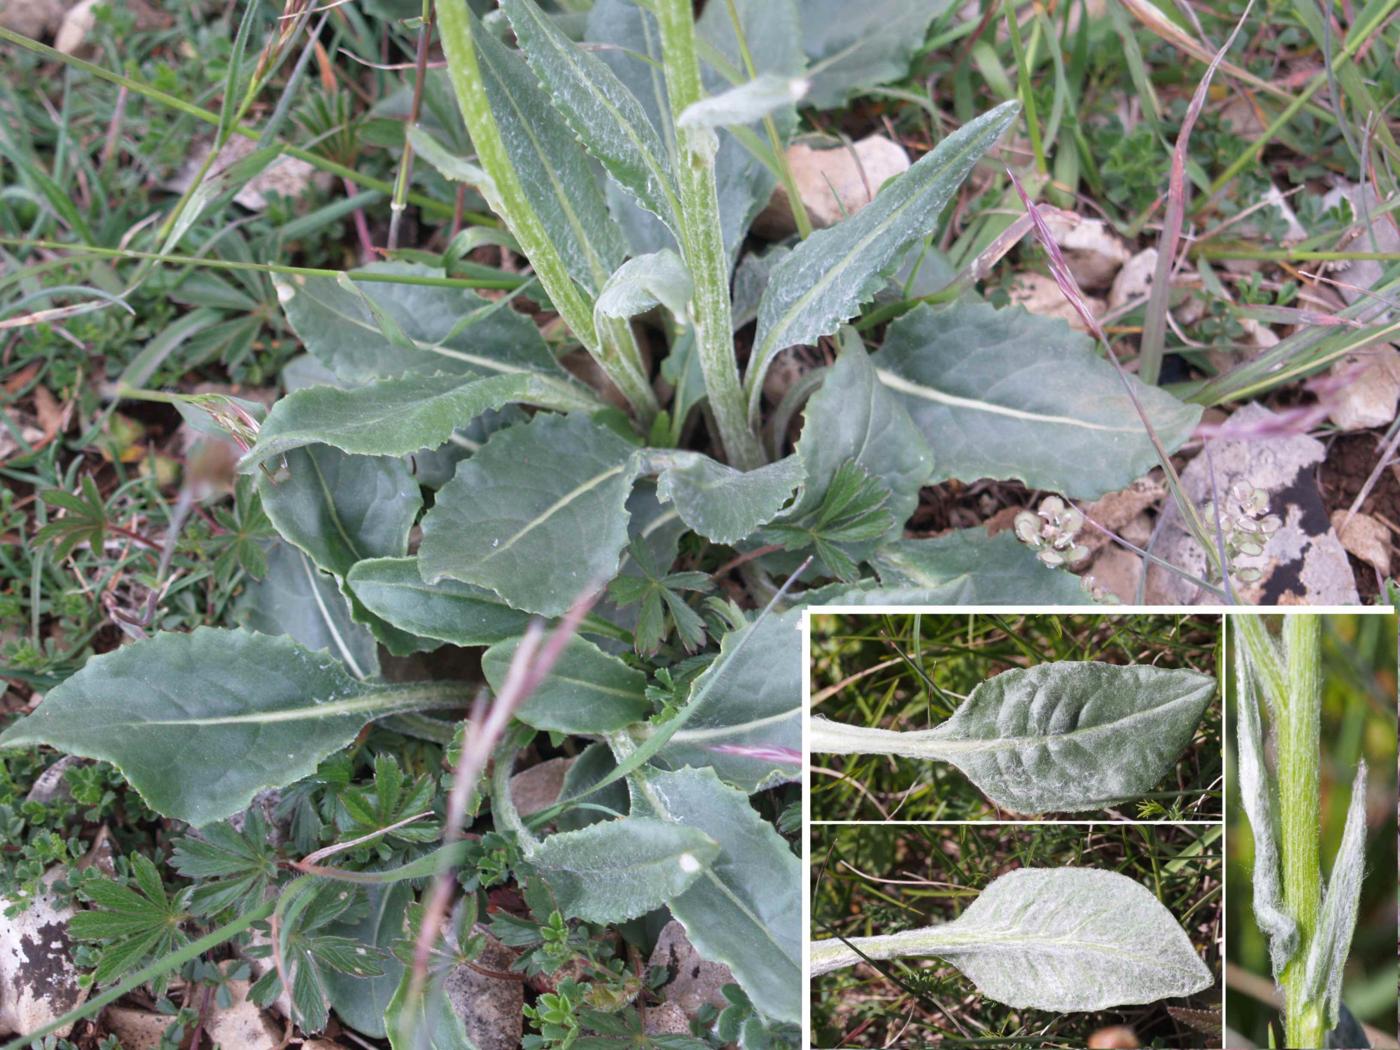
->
(0, 0, 1213, 1043)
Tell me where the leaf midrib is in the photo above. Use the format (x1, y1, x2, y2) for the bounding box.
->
(875, 367, 1141, 434)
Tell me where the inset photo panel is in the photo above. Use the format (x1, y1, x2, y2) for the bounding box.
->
(809, 612, 1222, 821)
(1224, 612, 1397, 1050)
(809, 823, 1223, 1048)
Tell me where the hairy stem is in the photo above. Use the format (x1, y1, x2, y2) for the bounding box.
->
(654, 0, 763, 468)
(1277, 614, 1324, 1050)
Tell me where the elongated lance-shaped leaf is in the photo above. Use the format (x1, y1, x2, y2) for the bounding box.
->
(243, 371, 602, 467)
(744, 99, 1019, 423)
(482, 634, 650, 735)
(1304, 760, 1368, 1029)
(1234, 634, 1297, 977)
(0, 629, 471, 826)
(502, 0, 681, 238)
(435, 1, 653, 419)
(810, 661, 1215, 813)
(677, 73, 808, 129)
(811, 867, 1213, 1012)
(345, 557, 530, 648)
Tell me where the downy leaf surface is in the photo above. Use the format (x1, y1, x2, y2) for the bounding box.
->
(345, 557, 530, 648)
(810, 867, 1213, 1011)
(875, 301, 1203, 499)
(276, 262, 557, 384)
(238, 541, 380, 680)
(584, 0, 802, 265)
(418, 414, 640, 616)
(746, 99, 1019, 419)
(504, 0, 680, 236)
(797, 0, 956, 109)
(791, 339, 932, 530)
(243, 371, 600, 467)
(1234, 638, 1297, 976)
(646, 607, 803, 793)
(653, 451, 803, 545)
(632, 767, 802, 1023)
(483, 635, 650, 735)
(527, 816, 718, 923)
(810, 661, 1215, 813)
(0, 629, 468, 826)
(258, 445, 421, 579)
(470, 17, 627, 295)
(1305, 761, 1368, 1030)
(868, 531, 1098, 605)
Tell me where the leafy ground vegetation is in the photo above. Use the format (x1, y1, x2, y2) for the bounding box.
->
(1225, 613, 1397, 1049)
(810, 822, 1223, 1048)
(0, 0, 1396, 1046)
(810, 613, 1222, 821)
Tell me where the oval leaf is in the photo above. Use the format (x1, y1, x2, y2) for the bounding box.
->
(811, 867, 1213, 1011)
(874, 300, 1203, 499)
(483, 635, 650, 735)
(527, 816, 718, 923)
(811, 661, 1215, 813)
(0, 629, 468, 826)
(418, 414, 640, 616)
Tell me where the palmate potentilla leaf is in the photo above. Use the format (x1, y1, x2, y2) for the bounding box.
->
(811, 661, 1216, 813)
(811, 867, 1213, 1012)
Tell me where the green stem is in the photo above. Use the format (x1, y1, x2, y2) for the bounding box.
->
(1277, 614, 1324, 1050)
(654, 0, 763, 469)
(0, 236, 525, 289)
(1003, 0, 1045, 175)
(0, 897, 276, 1050)
(387, 0, 435, 252)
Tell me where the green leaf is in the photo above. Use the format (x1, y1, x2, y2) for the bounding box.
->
(504, 0, 681, 236)
(798, 0, 955, 108)
(385, 961, 479, 1050)
(632, 768, 801, 1024)
(0, 628, 469, 826)
(469, 19, 628, 295)
(483, 635, 650, 735)
(418, 414, 640, 616)
(745, 99, 1019, 419)
(645, 608, 802, 793)
(244, 372, 602, 467)
(324, 883, 412, 1040)
(259, 445, 421, 579)
(276, 262, 557, 384)
(345, 557, 530, 648)
(584, 0, 801, 264)
(875, 301, 1203, 499)
(595, 249, 693, 329)
(792, 338, 932, 530)
(677, 74, 808, 130)
(653, 452, 803, 545)
(810, 661, 1216, 814)
(868, 531, 1099, 604)
(526, 816, 718, 923)
(239, 541, 381, 680)
(170, 809, 282, 916)
(69, 853, 191, 986)
(810, 868, 1212, 1011)
(762, 461, 894, 581)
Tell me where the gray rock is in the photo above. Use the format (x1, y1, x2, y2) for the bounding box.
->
(444, 933, 523, 1050)
(0, 868, 87, 1039)
(1145, 403, 1360, 604)
(647, 920, 734, 1017)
